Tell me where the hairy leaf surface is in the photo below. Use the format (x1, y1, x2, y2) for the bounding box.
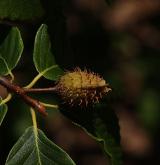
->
(6, 127, 75, 165)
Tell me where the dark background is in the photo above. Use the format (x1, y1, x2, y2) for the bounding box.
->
(1, 0, 160, 164)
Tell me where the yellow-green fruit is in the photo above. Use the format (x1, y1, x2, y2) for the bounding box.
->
(56, 68, 111, 107)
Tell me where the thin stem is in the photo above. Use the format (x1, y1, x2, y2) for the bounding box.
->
(30, 108, 38, 130)
(0, 93, 12, 105)
(24, 65, 58, 89)
(9, 72, 14, 82)
(23, 87, 57, 93)
(0, 76, 47, 116)
(41, 102, 59, 109)
(30, 108, 42, 164)
(24, 73, 43, 89)
(0, 56, 14, 82)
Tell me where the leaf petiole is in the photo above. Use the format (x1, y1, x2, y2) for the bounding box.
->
(24, 65, 58, 89)
(30, 108, 42, 164)
(41, 102, 59, 109)
(0, 93, 12, 106)
(30, 108, 38, 133)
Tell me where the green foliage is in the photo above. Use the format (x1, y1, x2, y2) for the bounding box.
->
(0, 22, 122, 165)
(0, 0, 44, 21)
(33, 24, 63, 80)
(60, 104, 122, 165)
(0, 0, 159, 164)
(0, 27, 23, 76)
(6, 127, 75, 165)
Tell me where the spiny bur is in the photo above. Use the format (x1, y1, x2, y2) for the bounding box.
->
(56, 68, 111, 107)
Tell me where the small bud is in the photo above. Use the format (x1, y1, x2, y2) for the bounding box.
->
(56, 68, 111, 107)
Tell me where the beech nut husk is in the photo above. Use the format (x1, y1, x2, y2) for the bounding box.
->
(56, 68, 111, 107)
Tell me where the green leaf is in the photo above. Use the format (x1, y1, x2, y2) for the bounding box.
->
(0, 103, 8, 126)
(0, 0, 44, 21)
(33, 24, 63, 81)
(6, 126, 76, 165)
(60, 104, 122, 165)
(0, 27, 23, 76)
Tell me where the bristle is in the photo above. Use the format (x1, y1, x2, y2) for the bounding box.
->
(56, 68, 111, 107)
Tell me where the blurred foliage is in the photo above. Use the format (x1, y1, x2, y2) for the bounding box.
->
(0, 0, 160, 165)
(0, 0, 44, 21)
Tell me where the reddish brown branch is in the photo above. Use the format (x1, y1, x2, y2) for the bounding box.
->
(23, 87, 57, 93)
(0, 76, 47, 116)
